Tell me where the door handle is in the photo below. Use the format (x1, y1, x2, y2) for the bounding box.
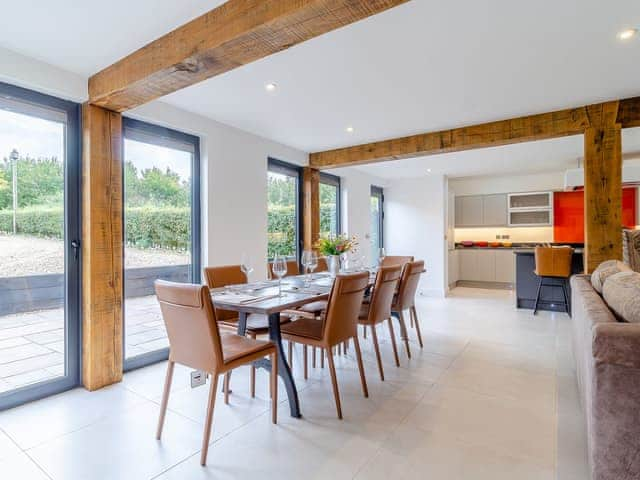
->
(71, 240, 81, 260)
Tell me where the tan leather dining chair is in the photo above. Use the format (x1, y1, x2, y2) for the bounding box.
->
(154, 280, 278, 466)
(381, 255, 414, 267)
(281, 272, 370, 419)
(391, 260, 426, 357)
(358, 265, 403, 381)
(533, 246, 573, 315)
(203, 265, 290, 397)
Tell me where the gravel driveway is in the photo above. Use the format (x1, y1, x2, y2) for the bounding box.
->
(0, 234, 190, 277)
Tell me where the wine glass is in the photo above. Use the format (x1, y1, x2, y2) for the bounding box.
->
(308, 251, 318, 281)
(272, 254, 288, 296)
(240, 253, 254, 282)
(378, 247, 386, 267)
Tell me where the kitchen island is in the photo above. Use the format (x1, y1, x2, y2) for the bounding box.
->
(514, 247, 584, 313)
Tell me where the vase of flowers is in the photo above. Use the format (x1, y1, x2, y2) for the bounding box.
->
(315, 235, 358, 277)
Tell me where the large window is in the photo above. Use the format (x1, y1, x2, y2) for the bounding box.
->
(370, 185, 384, 262)
(267, 158, 302, 260)
(123, 119, 200, 369)
(0, 82, 80, 410)
(320, 172, 341, 238)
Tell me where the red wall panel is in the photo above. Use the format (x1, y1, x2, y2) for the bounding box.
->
(553, 188, 637, 243)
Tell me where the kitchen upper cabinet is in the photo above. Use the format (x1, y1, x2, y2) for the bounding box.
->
(482, 194, 507, 226)
(455, 194, 507, 227)
(455, 195, 484, 227)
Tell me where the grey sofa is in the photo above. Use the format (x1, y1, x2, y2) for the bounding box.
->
(570, 274, 640, 480)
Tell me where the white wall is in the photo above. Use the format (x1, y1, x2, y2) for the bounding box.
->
(383, 175, 447, 297)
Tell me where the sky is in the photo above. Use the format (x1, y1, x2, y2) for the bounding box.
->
(0, 107, 192, 182)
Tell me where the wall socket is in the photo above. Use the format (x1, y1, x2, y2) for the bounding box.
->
(190, 370, 207, 388)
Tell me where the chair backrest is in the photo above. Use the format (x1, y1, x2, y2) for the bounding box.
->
(395, 260, 425, 309)
(267, 259, 300, 279)
(322, 271, 369, 345)
(381, 255, 414, 267)
(534, 247, 573, 278)
(155, 280, 222, 373)
(202, 265, 247, 321)
(366, 265, 402, 325)
(316, 257, 328, 273)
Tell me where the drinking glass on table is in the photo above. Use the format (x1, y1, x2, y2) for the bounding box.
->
(272, 254, 288, 296)
(378, 247, 386, 267)
(301, 250, 312, 285)
(308, 251, 318, 280)
(240, 253, 254, 281)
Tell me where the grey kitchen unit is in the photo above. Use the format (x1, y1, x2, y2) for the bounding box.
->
(455, 194, 507, 227)
(454, 248, 515, 287)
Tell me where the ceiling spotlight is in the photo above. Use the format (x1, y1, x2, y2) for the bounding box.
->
(265, 83, 277, 92)
(618, 28, 638, 41)
(346, 126, 355, 133)
(426, 168, 432, 173)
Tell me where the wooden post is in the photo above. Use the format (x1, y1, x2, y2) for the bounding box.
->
(82, 103, 124, 390)
(302, 167, 320, 251)
(583, 102, 622, 273)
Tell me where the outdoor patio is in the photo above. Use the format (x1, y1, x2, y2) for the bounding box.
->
(0, 296, 166, 393)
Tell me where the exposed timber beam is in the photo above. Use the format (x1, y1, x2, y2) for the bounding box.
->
(302, 167, 321, 251)
(89, 0, 409, 112)
(309, 96, 640, 169)
(82, 104, 124, 390)
(583, 101, 622, 273)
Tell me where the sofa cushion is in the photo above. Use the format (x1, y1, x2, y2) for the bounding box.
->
(591, 260, 632, 294)
(623, 229, 640, 272)
(602, 271, 640, 323)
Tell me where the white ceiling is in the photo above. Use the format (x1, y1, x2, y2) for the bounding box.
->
(0, 0, 638, 178)
(334, 127, 640, 180)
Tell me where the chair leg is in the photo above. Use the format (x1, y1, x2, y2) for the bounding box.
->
(250, 364, 256, 398)
(156, 360, 175, 440)
(200, 373, 219, 466)
(353, 335, 368, 398)
(398, 311, 411, 359)
(533, 277, 543, 315)
(387, 317, 400, 367)
(344, 339, 349, 354)
(363, 325, 367, 339)
(561, 279, 571, 316)
(326, 348, 343, 419)
(411, 306, 423, 348)
(288, 341, 293, 367)
(271, 351, 278, 424)
(370, 324, 385, 381)
(303, 344, 308, 380)
(321, 348, 325, 368)
(223, 372, 231, 405)
(312, 346, 316, 368)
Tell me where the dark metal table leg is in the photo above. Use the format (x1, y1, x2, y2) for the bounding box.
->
(268, 312, 301, 418)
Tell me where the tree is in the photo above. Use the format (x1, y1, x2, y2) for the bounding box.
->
(0, 168, 9, 210)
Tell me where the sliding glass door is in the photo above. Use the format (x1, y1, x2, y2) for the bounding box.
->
(123, 119, 200, 370)
(370, 185, 384, 262)
(0, 82, 80, 410)
(320, 172, 341, 238)
(267, 158, 302, 261)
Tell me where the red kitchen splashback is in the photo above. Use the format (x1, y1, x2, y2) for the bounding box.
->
(554, 188, 637, 243)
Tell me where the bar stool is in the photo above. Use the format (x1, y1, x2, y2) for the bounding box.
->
(533, 246, 573, 315)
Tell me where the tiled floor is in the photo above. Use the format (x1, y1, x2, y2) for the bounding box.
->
(0, 287, 589, 479)
(0, 296, 167, 392)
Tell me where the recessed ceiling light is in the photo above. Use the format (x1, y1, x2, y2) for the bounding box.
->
(426, 168, 432, 173)
(618, 28, 637, 40)
(265, 82, 277, 92)
(345, 126, 354, 133)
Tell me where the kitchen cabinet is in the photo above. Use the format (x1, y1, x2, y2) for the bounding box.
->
(455, 195, 484, 227)
(448, 249, 459, 286)
(457, 249, 515, 285)
(455, 194, 507, 227)
(482, 194, 507, 226)
(507, 191, 553, 226)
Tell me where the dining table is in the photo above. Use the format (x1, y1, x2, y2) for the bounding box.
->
(211, 273, 333, 418)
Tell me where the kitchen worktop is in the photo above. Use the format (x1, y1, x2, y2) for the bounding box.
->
(454, 242, 584, 250)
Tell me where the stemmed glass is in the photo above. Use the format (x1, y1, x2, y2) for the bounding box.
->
(272, 254, 288, 296)
(240, 253, 254, 282)
(308, 251, 318, 281)
(378, 247, 386, 267)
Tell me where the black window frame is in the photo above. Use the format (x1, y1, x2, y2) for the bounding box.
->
(267, 157, 303, 263)
(319, 171, 342, 236)
(122, 117, 201, 372)
(371, 185, 385, 250)
(0, 81, 81, 410)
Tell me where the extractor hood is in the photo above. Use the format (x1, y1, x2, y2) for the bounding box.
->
(564, 164, 640, 190)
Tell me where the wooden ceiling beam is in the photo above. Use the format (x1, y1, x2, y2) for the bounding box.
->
(89, 0, 409, 112)
(309, 96, 640, 169)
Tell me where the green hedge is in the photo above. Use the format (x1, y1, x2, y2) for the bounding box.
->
(0, 206, 191, 250)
